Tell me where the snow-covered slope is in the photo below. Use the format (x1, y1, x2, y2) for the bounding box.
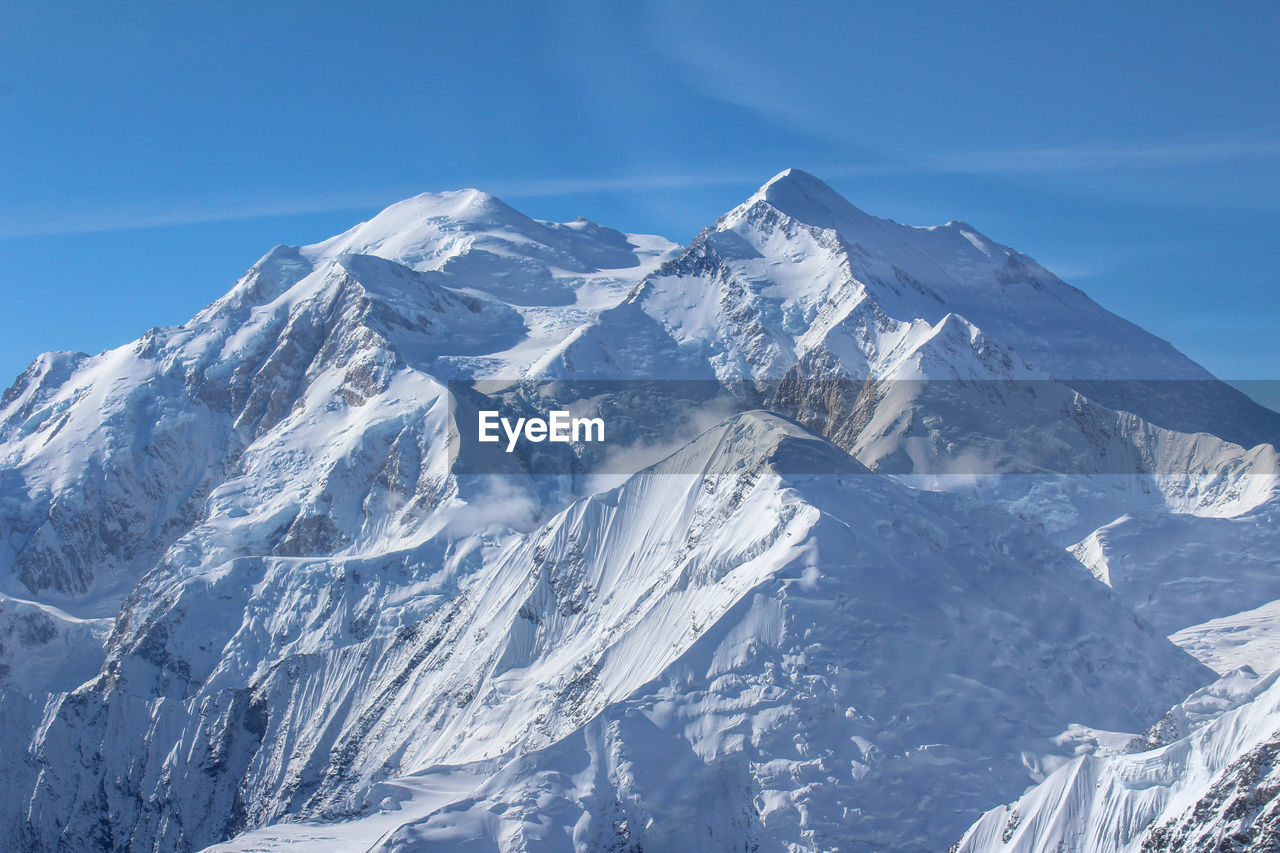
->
(1, 172, 1274, 853)
(952, 667, 1280, 853)
(205, 413, 1208, 853)
(1071, 494, 1280, 643)
(1172, 600, 1280, 677)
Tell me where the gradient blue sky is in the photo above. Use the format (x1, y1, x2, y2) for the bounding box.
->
(2, 1, 1277, 406)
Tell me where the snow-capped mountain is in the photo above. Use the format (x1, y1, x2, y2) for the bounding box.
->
(541, 169, 1280, 447)
(1, 170, 1276, 852)
(535, 169, 1280, 546)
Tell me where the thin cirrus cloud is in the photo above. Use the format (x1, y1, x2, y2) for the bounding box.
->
(2, 138, 1277, 239)
(908, 138, 1280, 174)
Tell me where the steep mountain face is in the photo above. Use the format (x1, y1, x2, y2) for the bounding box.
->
(1, 171, 1275, 853)
(952, 668, 1280, 853)
(213, 413, 1208, 853)
(0, 190, 672, 674)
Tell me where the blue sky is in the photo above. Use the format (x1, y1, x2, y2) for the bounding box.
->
(1, 1, 1277, 407)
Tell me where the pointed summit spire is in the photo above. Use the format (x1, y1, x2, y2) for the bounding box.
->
(747, 168, 880, 232)
(758, 167, 842, 198)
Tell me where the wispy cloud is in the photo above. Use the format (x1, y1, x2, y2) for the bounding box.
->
(492, 170, 770, 198)
(4, 138, 1277, 239)
(0, 189, 413, 239)
(898, 138, 1280, 176)
(0, 172, 769, 240)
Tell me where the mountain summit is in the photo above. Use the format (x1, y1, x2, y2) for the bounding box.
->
(751, 167, 881, 223)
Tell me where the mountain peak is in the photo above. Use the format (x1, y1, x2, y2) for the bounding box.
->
(350, 186, 529, 236)
(299, 187, 534, 267)
(759, 166, 835, 193)
(737, 168, 887, 238)
(398, 186, 516, 220)
(755, 168, 860, 213)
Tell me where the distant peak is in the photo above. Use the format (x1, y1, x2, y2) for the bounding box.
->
(739, 172, 1016, 265)
(392, 187, 519, 221)
(760, 167, 835, 193)
(741, 168, 879, 232)
(767, 166, 847, 197)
